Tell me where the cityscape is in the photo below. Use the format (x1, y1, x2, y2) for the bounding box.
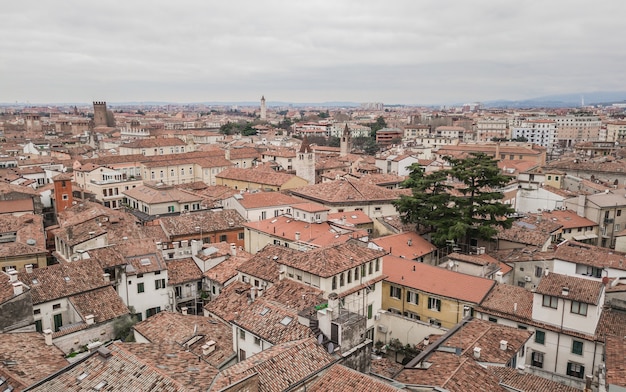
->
(2, 1, 626, 391)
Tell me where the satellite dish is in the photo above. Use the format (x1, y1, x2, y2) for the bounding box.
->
(327, 342, 334, 354)
(317, 334, 324, 344)
(26, 239, 36, 246)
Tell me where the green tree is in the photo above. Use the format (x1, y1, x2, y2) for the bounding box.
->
(328, 136, 340, 147)
(241, 123, 257, 136)
(220, 122, 236, 135)
(368, 116, 387, 137)
(394, 154, 514, 247)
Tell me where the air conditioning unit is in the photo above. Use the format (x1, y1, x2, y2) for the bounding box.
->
(525, 276, 532, 282)
(374, 314, 380, 321)
(378, 324, 388, 333)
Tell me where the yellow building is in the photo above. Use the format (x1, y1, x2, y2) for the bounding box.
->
(382, 255, 495, 329)
(216, 167, 309, 191)
(0, 214, 48, 271)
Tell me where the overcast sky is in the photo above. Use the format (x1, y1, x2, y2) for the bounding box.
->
(2, 0, 625, 105)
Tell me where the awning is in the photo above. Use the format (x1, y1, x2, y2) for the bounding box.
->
(573, 234, 598, 241)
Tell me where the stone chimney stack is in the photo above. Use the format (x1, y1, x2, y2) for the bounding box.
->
(43, 329, 53, 346)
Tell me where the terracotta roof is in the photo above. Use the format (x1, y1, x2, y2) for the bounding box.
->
(122, 184, 203, 204)
(211, 338, 335, 392)
(217, 167, 302, 186)
(371, 232, 436, 260)
(308, 364, 401, 391)
(122, 137, 187, 148)
(289, 177, 402, 204)
(125, 251, 167, 276)
(260, 279, 324, 311)
(232, 298, 314, 344)
(0, 332, 68, 391)
(554, 240, 626, 271)
(596, 307, 626, 342)
(204, 280, 252, 322)
(27, 342, 219, 391)
(490, 367, 582, 392)
(394, 351, 507, 391)
(291, 202, 329, 213)
(166, 257, 202, 285)
(370, 357, 404, 379)
(280, 241, 386, 278)
(496, 216, 562, 247)
(535, 272, 604, 305)
(160, 209, 246, 238)
(17, 258, 109, 304)
(327, 210, 372, 226)
(606, 334, 626, 388)
(204, 252, 251, 285)
(132, 311, 234, 368)
(236, 245, 297, 283)
(384, 255, 495, 304)
(68, 286, 129, 324)
(476, 283, 534, 320)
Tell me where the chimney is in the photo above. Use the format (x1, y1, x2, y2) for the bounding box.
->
(295, 232, 301, 241)
(423, 337, 429, 346)
(513, 302, 518, 313)
(562, 287, 569, 296)
(25, 264, 33, 274)
(8, 269, 18, 283)
(85, 314, 95, 325)
(544, 268, 549, 276)
(499, 340, 508, 351)
(278, 265, 286, 281)
(12, 281, 23, 296)
(328, 292, 339, 312)
(103, 273, 110, 283)
(182, 307, 188, 315)
(517, 365, 525, 375)
(495, 271, 503, 284)
(230, 243, 237, 257)
(202, 340, 216, 355)
(43, 329, 53, 346)
(250, 287, 256, 302)
(473, 347, 481, 359)
(407, 239, 412, 246)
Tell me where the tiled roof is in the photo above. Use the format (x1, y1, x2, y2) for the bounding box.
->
(370, 357, 404, 379)
(160, 209, 246, 238)
(204, 252, 251, 285)
(289, 177, 402, 204)
(371, 232, 437, 260)
(122, 184, 203, 204)
(539, 209, 597, 229)
(0, 214, 47, 258)
(244, 215, 367, 249)
(166, 258, 202, 285)
(69, 286, 129, 323)
(384, 255, 495, 304)
(596, 307, 626, 342)
(204, 280, 252, 322)
(133, 311, 234, 368)
(394, 351, 507, 392)
(554, 241, 626, 271)
(211, 337, 335, 392)
(260, 279, 324, 311)
(291, 202, 329, 213)
(27, 342, 219, 392)
(17, 258, 109, 304)
(490, 367, 582, 392)
(280, 241, 386, 278)
(236, 192, 302, 209)
(236, 245, 298, 283)
(123, 137, 187, 148)
(446, 251, 499, 266)
(125, 251, 167, 276)
(217, 167, 302, 186)
(308, 364, 401, 391)
(443, 318, 532, 364)
(605, 334, 626, 388)
(233, 298, 314, 344)
(327, 210, 372, 226)
(476, 283, 534, 320)
(496, 216, 562, 247)
(0, 332, 68, 391)
(535, 272, 604, 305)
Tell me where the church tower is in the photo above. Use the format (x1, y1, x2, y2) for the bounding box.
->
(295, 136, 315, 185)
(340, 124, 352, 157)
(260, 96, 267, 121)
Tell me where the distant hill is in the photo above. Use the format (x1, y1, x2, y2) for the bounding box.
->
(483, 91, 626, 108)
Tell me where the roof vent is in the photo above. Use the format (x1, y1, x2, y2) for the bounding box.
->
(473, 347, 481, 359)
(97, 347, 112, 359)
(562, 287, 569, 296)
(499, 340, 508, 351)
(26, 238, 36, 246)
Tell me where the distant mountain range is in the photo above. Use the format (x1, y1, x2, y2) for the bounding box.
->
(480, 91, 626, 109)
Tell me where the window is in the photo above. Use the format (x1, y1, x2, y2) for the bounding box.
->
(332, 276, 337, 290)
(347, 270, 352, 284)
(535, 266, 543, 278)
(137, 282, 145, 293)
(34, 308, 41, 315)
(239, 329, 245, 340)
(535, 330, 546, 344)
(428, 297, 441, 312)
(220, 235, 227, 242)
(369, 261, 373, 275)
(567, 362, 585, 379)
(572, 340, 583, 355)
(375, 258, 380, 272)
(488, 317, 498, 323)
(354, 267, 359, 280)
(35, 319, 43, 332)
(254, 337, 261, 346)
(531, 351, 544, 368)
(390, 286, 401, 299)
(571, 301, 588, 316)
(155, 279, 166, 290)
(406, 291, 418, 305)
(368, 304, 373, 319)
(618, 209, 622, 217)
(542, 295, 558, 309)
(239, 349, 246, 361)
(53, 303, 61, 310)
(339, 273, 345, 287)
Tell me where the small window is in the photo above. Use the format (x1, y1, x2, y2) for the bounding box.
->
(137, 282, 145, 293)
(220, 235, 227, 242)
(542, 295, 558, 309)
(488, 317, 498, 323)
(239, 329, 245, 339)
(406, 291, 418, 304)
(535, 330, 545, 344)
(53, 303, 61, 310)
(34, 308, 41, 315)
(254, 337, 261, 346)
(571, 301, 588, 316)
(238, 232, 244, 240)
(390, 286, 401, 299)
(332, 276, 337, 290)
(531, 351, 544, 368)
(567, 362, 585, 379)
(428, 297, 441, 312)
(572, 340, 583, 355)
(535, 267, 543, 278)
(618, 210, 622, 217)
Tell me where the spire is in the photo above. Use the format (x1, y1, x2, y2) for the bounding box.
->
(299, 136, 312, 153)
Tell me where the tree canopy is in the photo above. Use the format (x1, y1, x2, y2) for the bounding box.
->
(394, 153, 514, 247)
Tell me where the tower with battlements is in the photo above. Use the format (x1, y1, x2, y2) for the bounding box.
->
(93, 101, 108, 127)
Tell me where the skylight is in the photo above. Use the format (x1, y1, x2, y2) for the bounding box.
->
(279, 316, 293, 326)
(140, 258, 151, 266)
(260, 308, 270, 316)
(76, 372, 88, 381)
